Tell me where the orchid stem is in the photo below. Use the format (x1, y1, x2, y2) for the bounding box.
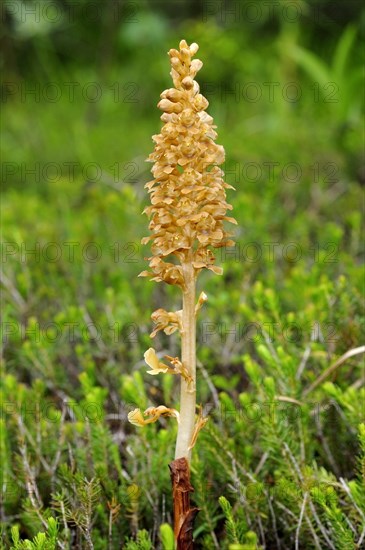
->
(175, 261, 196, 461)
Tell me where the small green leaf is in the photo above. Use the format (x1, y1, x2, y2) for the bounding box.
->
(160, 523, 174, 550)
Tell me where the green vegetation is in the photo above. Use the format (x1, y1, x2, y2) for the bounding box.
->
(1, 2, 364, 548)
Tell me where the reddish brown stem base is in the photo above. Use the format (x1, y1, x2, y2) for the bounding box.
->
(169, 457, 199, 549)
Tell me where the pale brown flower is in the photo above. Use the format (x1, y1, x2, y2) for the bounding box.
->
(143, 347, 192, 384)
(128, 406, 180, 427)
(164, 354, 193, 385)
(150, 308, 182, 338)
(144, 347, 171, 375)
(139, 39, 237, 288)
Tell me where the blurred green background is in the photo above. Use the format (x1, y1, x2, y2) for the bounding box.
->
(1, 1, 365, 548)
